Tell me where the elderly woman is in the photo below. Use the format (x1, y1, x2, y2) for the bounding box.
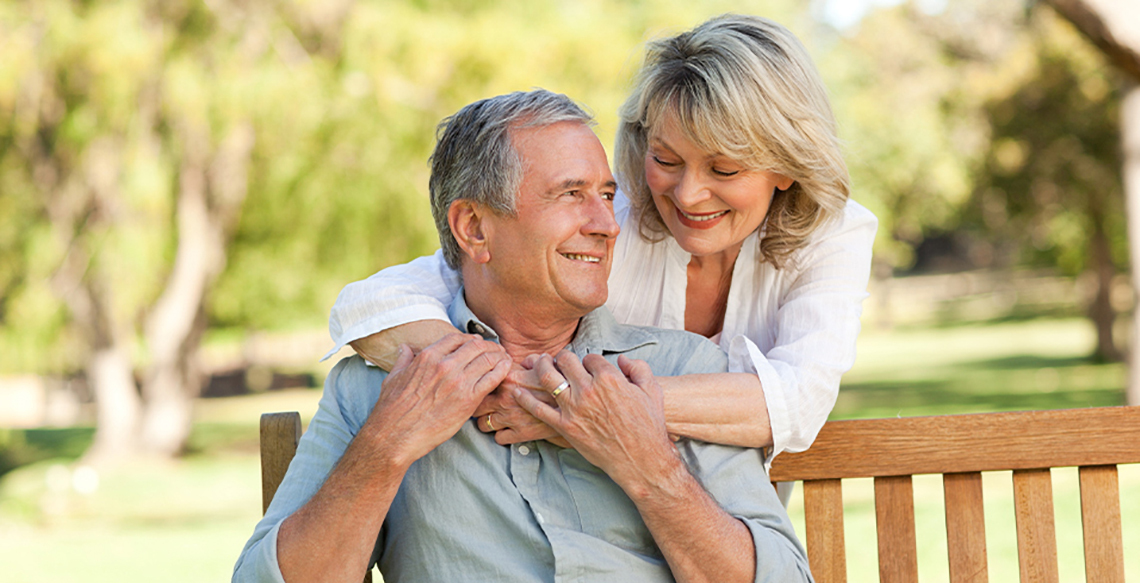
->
(325, 14, 876, 467)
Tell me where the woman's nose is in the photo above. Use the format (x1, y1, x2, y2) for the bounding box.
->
(673, 170, 710, 207)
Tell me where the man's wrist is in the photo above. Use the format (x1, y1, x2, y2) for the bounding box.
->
(616, 440, 692, 503)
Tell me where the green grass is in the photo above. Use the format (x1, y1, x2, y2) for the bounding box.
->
(836, 317, 1126, 419)
(0, 316, 1135, 582)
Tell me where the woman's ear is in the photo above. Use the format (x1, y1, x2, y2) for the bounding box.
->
(449, 200, 492, 265)
(773, 172, 795, 192)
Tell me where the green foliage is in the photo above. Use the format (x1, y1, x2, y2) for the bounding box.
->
(0, 0, 1131, 371)
(962, 10, 1126, 275)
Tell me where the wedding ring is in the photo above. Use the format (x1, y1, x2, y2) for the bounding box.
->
(486, 414, 495, 431)
(551, 380, 570, 398)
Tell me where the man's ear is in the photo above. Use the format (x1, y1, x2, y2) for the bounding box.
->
(449, 200, 492, 264)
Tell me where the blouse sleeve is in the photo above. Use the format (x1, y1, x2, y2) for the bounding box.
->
(727, 201, 878, 461)
(323, 250, 461, 361)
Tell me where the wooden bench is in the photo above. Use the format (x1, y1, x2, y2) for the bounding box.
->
(260, 406, 1140, 583)
(768, 406, 1140, 583)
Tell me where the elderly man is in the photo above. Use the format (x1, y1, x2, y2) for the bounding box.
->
(233, 90, 810, 583)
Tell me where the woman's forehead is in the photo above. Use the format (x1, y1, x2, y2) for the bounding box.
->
(646, 103, 761, 164)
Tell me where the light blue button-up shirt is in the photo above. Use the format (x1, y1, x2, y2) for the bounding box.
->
(233, 293, 812, 582)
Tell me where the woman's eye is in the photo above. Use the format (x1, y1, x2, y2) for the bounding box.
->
(652, 155, 678, 167)
(712, 167, 740, 177)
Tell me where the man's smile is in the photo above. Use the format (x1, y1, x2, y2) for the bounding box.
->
(560, 252, 603, 263)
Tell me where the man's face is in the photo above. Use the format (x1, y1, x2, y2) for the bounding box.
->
(482, 121, 619, 320)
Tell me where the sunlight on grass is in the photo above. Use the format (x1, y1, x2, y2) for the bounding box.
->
(837, 318, 1126, 419)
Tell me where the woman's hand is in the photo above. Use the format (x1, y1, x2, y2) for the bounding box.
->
(473, 357, 570, 448)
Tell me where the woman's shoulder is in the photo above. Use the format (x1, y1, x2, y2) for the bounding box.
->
(780, 199, 877, 271)
(807, 198, 878, 245)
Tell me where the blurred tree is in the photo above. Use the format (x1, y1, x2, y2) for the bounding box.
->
(1039, 0, 1140, 404)
(962, 9, 1126, 362)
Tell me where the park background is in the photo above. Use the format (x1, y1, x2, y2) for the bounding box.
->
(1, 0, 1138, 581)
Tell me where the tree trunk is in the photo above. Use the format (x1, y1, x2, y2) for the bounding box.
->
(86, 344, 142, 462)
(1088, 202, 1119, 362)
(140, 122, 254, 455)
(1124, 85, 1140, 406)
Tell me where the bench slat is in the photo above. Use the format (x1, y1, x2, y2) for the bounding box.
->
(1078, 465, 1124, 583)
(770, 407, 1140, 481)
(803, 479, 846, 583)
(260, 412, 302, 515)
(1013, 468, 1058, 583)
(944, 472, 988, 583)
(874, 475, 918, 583)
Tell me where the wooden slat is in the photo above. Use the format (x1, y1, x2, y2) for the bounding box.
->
(874, 475, 918, 583)
(1078, 465, 1124, 582)
(944, 472, 988, 583)
(260, 412, 302, 515)
(1013, 469, 1058, 583)
(803, 479, 846, 583)
(770, 407, 1140, 482)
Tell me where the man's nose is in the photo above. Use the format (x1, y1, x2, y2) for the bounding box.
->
(674, 169, 711, 208)
(583, 195, 620, 238)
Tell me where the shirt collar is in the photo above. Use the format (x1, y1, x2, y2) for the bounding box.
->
(448, 287, 657, 355)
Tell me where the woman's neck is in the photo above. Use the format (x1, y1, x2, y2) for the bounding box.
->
(684, 242, 743, 338)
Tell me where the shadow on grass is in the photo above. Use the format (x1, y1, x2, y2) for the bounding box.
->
(0, 426, 93, 478)
(966, 354, 1093, 370)
(1, 423, 261, 479)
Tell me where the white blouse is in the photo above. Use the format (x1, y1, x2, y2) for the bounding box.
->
(326, 197, 877, 460)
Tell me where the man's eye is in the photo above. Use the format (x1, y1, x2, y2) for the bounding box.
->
(602, 192, 615, 201)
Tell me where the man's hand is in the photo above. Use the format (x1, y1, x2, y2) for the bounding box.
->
(514, 352, 678, 490)
(364, 333, 512, 469)
(473, 358, 569, 447)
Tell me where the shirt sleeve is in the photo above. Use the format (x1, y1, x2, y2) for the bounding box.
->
(677, 441, 813, 583)
(232, 358, 380, 582)
(728, 201, 878, 460)
(324, 250, 462, 361)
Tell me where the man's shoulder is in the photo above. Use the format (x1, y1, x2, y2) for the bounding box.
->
(609, 322, 728, 376)
(323, 355, 388, 424)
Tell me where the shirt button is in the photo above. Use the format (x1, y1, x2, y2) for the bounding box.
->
(518, 445, 531, 456)
(535, 512, 545, 524)
(471, 323, 486, 335)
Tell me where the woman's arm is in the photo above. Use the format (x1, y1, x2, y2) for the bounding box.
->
(658, 373, 771, 449)
(350, 320, 459, 370)
(326, 250, 461, 362)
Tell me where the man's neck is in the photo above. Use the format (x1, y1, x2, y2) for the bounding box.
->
(461, 285, 582, 363)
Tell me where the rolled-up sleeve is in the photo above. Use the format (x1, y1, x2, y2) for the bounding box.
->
(324, 250, 461, 361)
(677, 440, 813, 582)
(729, 202, 877, 460)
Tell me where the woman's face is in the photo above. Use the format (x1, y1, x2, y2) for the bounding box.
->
(644, 113, 793, 259)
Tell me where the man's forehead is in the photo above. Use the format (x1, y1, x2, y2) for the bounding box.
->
(512, 123, 613, 182)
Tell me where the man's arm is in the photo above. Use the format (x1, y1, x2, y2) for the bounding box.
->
(235, 335, 510, 583)
(516, 353, 802, 583)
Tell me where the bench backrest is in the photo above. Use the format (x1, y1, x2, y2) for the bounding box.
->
(768, 406, 1140, 583)
(259, 412, 373, 583)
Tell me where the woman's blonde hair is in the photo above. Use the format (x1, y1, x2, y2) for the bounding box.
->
(616, 14, 849, 268)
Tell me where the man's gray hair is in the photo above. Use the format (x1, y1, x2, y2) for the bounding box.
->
(430, 89, 595, 269)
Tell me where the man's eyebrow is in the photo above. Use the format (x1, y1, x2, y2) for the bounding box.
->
(547, 179, 588, 195)
(546, 178, 617, 195)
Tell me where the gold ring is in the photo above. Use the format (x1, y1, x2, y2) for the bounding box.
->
(551, 380, 570, 398)
(486, 414, 495, 431)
